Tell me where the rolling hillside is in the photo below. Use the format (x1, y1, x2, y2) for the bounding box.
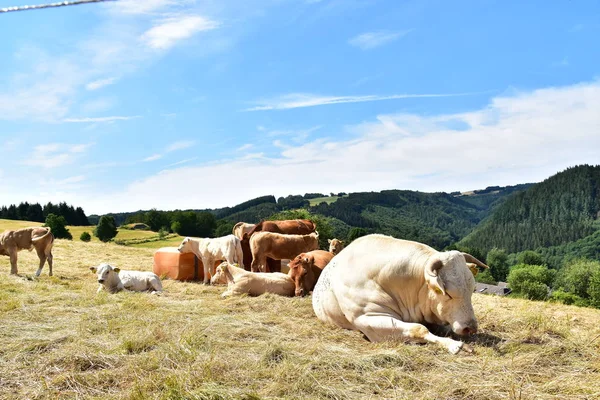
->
(459, 165, 600, 255)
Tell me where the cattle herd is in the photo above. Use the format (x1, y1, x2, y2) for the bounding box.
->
(1, 219, 490, 354)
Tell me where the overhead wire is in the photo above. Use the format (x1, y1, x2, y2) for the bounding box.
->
(1, 0, 116, 14)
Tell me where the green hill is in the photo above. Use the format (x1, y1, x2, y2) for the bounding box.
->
(459, 165, 600, 254)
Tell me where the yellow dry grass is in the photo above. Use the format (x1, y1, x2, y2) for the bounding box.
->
(1, 238, 599, 399)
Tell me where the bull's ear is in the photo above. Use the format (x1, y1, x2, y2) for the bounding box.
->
(466, 263, 479, 277)
(113, 267, 120, 273)
(425, 259, 446, 296)
(89, 266, 97, 273)
(328, 239, 332, 243)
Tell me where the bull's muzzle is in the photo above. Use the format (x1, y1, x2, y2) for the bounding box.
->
(98, 279, 105, 284)
(295, 288, 305, 297)
(456, 320, 478, 336)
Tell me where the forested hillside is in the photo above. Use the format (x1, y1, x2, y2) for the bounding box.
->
(459, 165, 600, 254)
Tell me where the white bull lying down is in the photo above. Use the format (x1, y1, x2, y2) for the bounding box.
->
(90, 263, 163, 294)
(178, 234, 243, 284)
(211, 262, 295, 297)
(312, 234, 488, 354)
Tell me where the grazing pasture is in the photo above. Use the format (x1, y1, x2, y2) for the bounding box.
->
(0, 238, 600, 399)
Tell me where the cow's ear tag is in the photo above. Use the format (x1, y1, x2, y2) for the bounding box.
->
(434, 286, 443, 294)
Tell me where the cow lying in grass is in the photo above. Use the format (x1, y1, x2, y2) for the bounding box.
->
(90, 263, 163, 294)
(0, 227, 54, 276)
(313, 234, 488, 354)
(210, 262, 295, 297)
(288, 250, 334, 297)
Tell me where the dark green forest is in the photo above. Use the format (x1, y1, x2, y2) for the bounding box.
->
(0, 201, 89, 226)
(459, 165, 600, 255)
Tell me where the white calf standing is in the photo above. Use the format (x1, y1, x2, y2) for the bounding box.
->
(210, 262, 295, 297)
(177, 234, 244, 284)
(90, 263, 163, 294)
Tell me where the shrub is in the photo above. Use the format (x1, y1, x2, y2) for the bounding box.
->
(549, 289, 584, 306)
(475, 269, 497, 285)
(486, 248, 509, 282)
(347, 227, 369, 244)
(518, 251, 544, 266)
(94, 216, 118, 242)
(507, 264, 555, 301)
(588, 268, 600, 308)
(555, 259, 600, 299)
(43, 213, 72, 240)
(80, 231, 91, 242)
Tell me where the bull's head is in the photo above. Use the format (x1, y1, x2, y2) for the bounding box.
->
(288, 253, 315, 297)
(327, 238, 345, 255)
(424, 252, 488, 337)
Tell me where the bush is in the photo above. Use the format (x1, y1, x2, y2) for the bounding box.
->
(347, 227, 369, 244)
(549, 289, 585, 306)
(555, 259, 600, 299)
(94, 216, 118, 242)
(507, 264, 555, 301)
(588, 268, 600, 308)
(486, 248, 509, 282)
(158, 227, 168, 240)
(80, 231, 91, 242)
(475, 269, 497, 285)
(43, 213, 72, 240)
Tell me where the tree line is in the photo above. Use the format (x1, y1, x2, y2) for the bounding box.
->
(0, 202, 89, 226)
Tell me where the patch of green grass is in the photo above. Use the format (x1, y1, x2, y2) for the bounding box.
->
(308, 196, 345, 206)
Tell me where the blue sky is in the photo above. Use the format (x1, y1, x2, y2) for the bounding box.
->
(1, 0, 599, 215)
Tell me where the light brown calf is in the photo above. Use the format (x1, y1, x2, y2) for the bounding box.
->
(0, 227, 54, 276)
(211, 262, 295, 297)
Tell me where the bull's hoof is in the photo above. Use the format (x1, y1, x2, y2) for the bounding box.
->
(202, 281, 210, 285)
(448, 341, 464, 355)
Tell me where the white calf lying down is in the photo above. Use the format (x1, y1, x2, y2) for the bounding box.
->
(90, 263, 163, 294)
(210, 262, 295, 297)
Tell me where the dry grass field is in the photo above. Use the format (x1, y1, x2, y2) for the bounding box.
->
(1, 236, 600, 399)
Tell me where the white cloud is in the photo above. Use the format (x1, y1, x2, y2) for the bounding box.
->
(245, 92, 484, 111)
(236, 144, 254, 152)
(85, 77, 117, 90)
(164, 157, 198, 168)
(23, 143, 94, 168)
(143, 154, 163, 162)
(62, 115, 141, 123)
(348, 30, 412, 50)
(82, 80, 600, 213)
(141, 15, 220, 50)
(166, 140, 195, 152)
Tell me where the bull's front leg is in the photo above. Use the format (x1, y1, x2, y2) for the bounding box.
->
(353, 314, 468, 355)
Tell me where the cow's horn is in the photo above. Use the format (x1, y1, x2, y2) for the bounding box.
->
(462, 253, 489, 269)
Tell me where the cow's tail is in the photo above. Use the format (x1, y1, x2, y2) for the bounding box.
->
(31, 227, 52, 242)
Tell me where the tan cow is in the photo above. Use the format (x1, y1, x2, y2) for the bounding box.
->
(232, 222, 256, 240)
(0, 227, 54, 276)
(312, 234, 489, 354)
(211, 262, 295, 297)
(250, 231, 319, 273)
(288, 250, 334, 297)
(327, 238, 344, 255)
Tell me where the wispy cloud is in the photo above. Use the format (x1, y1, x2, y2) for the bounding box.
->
(77, 80, 600, 213)
(62, 116, 141, 123)
(86, 77, 117, 90)
(143, 154, 163, 162)
(166, 140, 195, 152)
(245, 92, 486, 111)
(164, 157, 199, 168)
(236, 144, 254, 152)
(141, 15, 220, 50)
(107, 0, 179, 15)
(348, 30, 412, 50)
(23, 143, 94, 168)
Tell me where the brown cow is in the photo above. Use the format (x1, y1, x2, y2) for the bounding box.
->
(250, 231, 319, 273)
(240, 219, 316, 272)
(288, 250, 334, 297)
(0, 227, 54, 276)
